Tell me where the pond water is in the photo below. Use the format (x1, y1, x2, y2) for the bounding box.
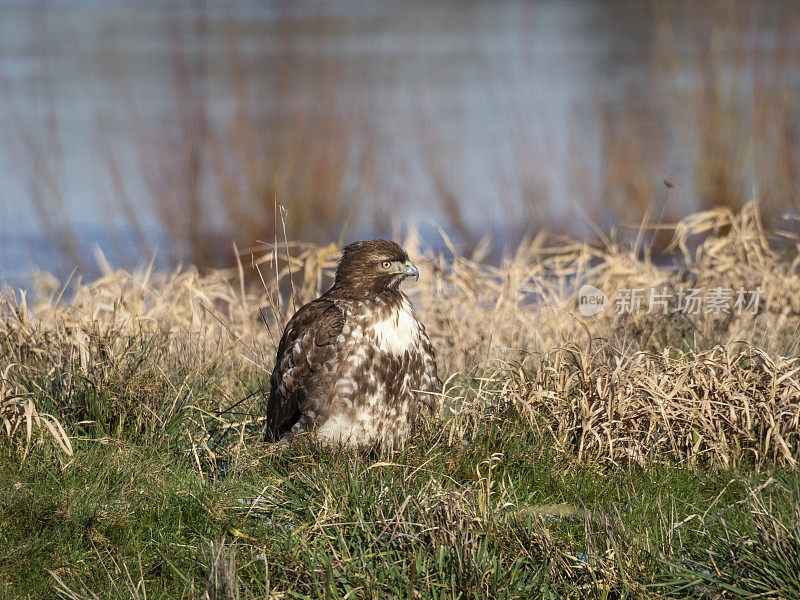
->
(0, 0, 797, 286)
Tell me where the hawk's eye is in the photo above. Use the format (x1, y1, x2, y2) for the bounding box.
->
(381, 261, 392, 269)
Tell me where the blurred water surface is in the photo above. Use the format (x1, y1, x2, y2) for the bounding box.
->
(0, 0, 798, 285)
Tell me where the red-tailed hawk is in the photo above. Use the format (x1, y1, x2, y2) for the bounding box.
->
(265, 239, 438, 450)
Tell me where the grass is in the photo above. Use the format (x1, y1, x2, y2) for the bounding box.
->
(3, 409, 799, 598)
(2, 203, 800, 598)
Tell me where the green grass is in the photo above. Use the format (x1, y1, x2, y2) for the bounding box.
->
(2, 391, 798, 599)
(3, 208, 800, 598)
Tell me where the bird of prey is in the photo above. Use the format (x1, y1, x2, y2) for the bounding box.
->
(265, 239, 438, 450)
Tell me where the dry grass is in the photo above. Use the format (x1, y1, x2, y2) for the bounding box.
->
(431, 202, 800, 468)
(2, 203, 800, 598)
(1, 202, 798, 471)
(1, 292, 72, 458)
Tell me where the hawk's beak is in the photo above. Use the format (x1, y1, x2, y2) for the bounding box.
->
(404, 261, 419, 281)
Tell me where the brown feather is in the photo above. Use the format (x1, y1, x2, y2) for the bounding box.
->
(264, 239, 438, 449)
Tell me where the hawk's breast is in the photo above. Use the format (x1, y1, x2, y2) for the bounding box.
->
(366, 299, 421, 356)
(308, 297, 425, 449)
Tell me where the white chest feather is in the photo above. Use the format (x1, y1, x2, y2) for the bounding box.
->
(367, 301, 420, 356)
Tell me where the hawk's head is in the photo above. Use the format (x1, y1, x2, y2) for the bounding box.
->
(333, 239, 419, 297)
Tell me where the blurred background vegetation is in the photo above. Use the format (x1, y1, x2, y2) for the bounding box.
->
(0, 0, 799, 283)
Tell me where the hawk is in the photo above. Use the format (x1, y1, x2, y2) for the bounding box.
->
(265, 239, 438, 450)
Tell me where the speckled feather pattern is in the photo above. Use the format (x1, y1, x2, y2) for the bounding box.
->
(265, 240, 439, 451)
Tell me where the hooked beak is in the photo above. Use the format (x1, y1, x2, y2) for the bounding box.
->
(404, 261, 419, 281)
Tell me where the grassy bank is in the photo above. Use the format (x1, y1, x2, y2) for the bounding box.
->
(2, 204, 800, 598)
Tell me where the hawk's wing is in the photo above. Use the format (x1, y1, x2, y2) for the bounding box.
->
(265, 298, 345, 441)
